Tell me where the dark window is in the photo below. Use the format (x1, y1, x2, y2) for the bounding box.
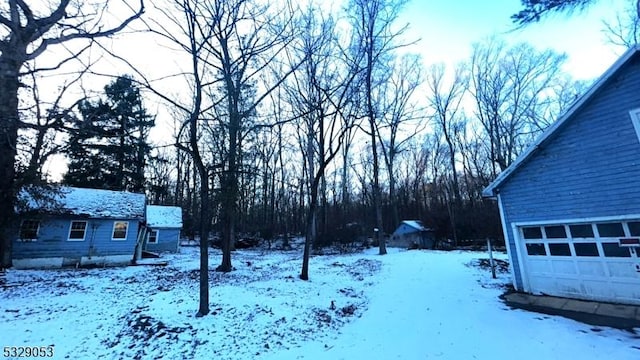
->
(569, 224, 594, 238)
(544, 226, 567, 239)
(628, 222, 640, 236)
(573, 243, 599, 257)
(112, 221, 128, 240)
(148, 230, 158, 244)
(602, 242, 631, 257)
(549, 243, 571, 256)
(526, 243, 546, 256)
(19, 220, 39, 240)
(522, 227, 542, 239)
(69, 221, 87, 240)
(597, 223, 625, 237)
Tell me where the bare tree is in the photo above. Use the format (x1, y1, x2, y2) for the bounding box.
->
(527, 73, 590, 132)
(469, 38, 567, 177)
(286, 6, 361, 280)
(378, 53, 424, 228)
(144, 0, 217, 316)
(458, 126, 491, 201)
(603, 1, 640, 48)
(347, 0, 411, 255)
(426, 62, 468, 246)
(146, 146, 176, 205)
(197, 0, 299, 272)
(426, 62, 467, 203)
(0, 0, 144, 268)
(16, 69, 85, 184)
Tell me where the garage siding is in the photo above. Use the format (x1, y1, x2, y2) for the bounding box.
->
(497, 56, 640, 291)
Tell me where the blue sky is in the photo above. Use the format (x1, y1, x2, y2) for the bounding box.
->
(402, 0, 629, 80)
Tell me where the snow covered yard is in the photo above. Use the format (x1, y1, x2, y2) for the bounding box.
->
(1, 247, 639, 360)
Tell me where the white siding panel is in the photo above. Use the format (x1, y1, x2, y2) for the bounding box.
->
(607, 262, 637, 278)
(528, 259, 551, 274)
(581, 280, 610, 297)
(551, 260, 576, 275)
(555, 278, 582, 295)
(577, 261, 606, 277)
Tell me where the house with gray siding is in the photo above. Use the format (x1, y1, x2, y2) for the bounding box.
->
(14, 187, 146, 268)
(145, 205, 182, 253)
(483, 46, 640, 305)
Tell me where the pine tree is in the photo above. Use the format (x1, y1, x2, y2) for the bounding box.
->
(64, 75, 154, 192)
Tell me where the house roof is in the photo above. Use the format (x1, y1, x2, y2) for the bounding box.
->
(146, 205, 183, 228)
(483, 45, 640, 198)
(21, 186, 146, 220)
(401, 220, 430, 232)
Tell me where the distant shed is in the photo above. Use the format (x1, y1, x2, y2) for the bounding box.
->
(389, 220, 435, 249)
(145, 205, 182, 253)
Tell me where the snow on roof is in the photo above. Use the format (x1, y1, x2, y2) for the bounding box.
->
(146, 205, 182, 228)
(401, 220, 429, 231)
(22, 186, 146, 219)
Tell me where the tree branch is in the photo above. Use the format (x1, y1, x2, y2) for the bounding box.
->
(26, 1, 145, 60)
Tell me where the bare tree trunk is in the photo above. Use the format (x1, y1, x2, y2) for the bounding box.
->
(341, 145, 351, 208)
(277, 123, 289, 246)
(301, 124, 317, 280)
(188, 38, 210, 319)
(368, 125, 386, 255)
(300, 186, 318, 280)
(0, 60, 20, 268)
(320, 170, 328, 236)
(388, 160, 399, 227)
(175, 148, 183, 206)
(365, 49, 386, 256)
(217, 112, 239, 272)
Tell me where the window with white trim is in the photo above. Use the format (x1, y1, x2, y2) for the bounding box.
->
(148, 230, 159, 244)
(19, 220, 40, 241)
(630, 108, 640, 142)
(112, 221, 129, 240)
(68, 221, 87, 241)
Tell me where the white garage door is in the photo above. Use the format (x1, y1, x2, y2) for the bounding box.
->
(518, 220, 640, 305)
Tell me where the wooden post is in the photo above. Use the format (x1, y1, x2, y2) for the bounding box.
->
(132, 224, 147, 264)
(487, 238, 496, 279)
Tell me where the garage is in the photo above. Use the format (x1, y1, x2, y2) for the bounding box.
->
(482, 47, 640, 306)
(517, 220, 640, 305)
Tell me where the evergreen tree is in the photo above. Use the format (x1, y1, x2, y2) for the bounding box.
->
(513, 0, 639, 25)
(64, 75, 154, 192)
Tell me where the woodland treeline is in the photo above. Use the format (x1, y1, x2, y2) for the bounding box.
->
(3, 0, 639, 316)
(11, 0, 597, 250)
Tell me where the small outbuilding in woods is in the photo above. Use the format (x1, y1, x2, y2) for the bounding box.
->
(144, 205, 183, 254)
(389, 220, 435, 249)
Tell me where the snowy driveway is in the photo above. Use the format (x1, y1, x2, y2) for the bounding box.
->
(267, 250, 640, 360)
(1, 248, 639, 359)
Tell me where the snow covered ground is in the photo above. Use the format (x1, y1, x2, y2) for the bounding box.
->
(1, 245, 639, 359)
